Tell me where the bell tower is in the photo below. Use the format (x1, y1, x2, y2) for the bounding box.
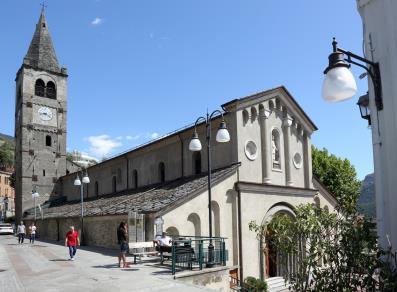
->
(14, 9, 68, 222)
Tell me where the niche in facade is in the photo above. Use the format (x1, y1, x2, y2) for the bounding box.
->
(271, 129, 281, 169)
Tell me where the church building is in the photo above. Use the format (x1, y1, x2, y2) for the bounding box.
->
(17, 11, 337, 281)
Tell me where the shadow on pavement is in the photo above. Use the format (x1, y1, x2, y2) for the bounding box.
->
(49, 259, 70, 262)
(92, 264, 139, 271)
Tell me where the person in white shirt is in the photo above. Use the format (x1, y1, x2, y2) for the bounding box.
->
(17, 221, 26, 244)
(29, 223, 37, 244)
(154, 232, 172, 253)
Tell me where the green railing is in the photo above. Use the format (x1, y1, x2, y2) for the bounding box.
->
(170, 236, 228, 275)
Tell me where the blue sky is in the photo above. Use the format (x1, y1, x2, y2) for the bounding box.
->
(0, 0, 372, 179)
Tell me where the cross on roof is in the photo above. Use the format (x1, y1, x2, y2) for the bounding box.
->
(40, 1, 47, 11)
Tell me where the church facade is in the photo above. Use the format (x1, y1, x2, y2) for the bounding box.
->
(17, 11, 337, 280)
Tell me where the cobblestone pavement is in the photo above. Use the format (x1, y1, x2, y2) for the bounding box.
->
(0, 235, 210, 292)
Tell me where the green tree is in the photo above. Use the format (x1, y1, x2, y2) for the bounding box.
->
(312, 147, 361, 214)
(0, 140, 14, 169)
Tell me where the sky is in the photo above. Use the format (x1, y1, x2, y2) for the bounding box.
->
(0, 0, 373, 179)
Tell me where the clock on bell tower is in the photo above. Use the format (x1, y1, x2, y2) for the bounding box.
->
(14, 9, 68, 223)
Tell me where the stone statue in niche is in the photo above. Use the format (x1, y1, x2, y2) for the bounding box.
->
(272, 131, 280, 164)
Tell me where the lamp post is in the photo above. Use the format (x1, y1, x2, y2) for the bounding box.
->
(189, 109, 230, 267)
(31, 187, 39, 222)
(322, 37, 383, 112)
(74, 170, 90, 245)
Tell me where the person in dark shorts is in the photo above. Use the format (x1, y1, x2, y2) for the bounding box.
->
(117, 222, 129, 268)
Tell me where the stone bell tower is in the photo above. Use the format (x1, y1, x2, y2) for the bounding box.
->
(14, 9, 68, 222)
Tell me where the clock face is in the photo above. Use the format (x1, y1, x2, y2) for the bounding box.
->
(38, 107, 53, 121)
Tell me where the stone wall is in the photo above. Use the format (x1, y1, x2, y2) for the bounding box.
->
(30, 214, 127, 249)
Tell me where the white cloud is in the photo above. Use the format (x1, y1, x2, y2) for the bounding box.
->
(91, 17, 103, 26)
(126, 135, 140, 141)
(116, 136, 123, 140)
(148, 132, 159, 139)
(86, 135, 122, 158)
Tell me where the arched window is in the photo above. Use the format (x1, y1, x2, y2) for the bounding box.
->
(314, 196, 321, 208)
(95, 181, 99, 196)
(251, 106, 257, 123)
(46, 81, 56, 99)
(45, 135, 52, 147)
(165, 226, 179, 237)
(271, 129, 281, 169)
(159, 162, 165, 183)
(242, 109, 249, 126)
(187, 213, 201, 237)
(193, 152, 201, 175)
(133, 170, 138, 189)
(112, 176, 117, 193)
(35, 79, 45, 97)
(211, 201, 221, 237)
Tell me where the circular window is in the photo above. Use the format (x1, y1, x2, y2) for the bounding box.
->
(293, 152, 302, 169)
(244, 141, 258, 161)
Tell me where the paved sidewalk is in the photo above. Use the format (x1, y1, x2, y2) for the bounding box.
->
(0, 235, 210, 292)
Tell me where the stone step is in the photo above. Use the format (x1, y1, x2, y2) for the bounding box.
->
(266, 277, 288, 292)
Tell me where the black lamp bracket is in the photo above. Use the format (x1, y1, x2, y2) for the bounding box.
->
(333, 38, 383, 111)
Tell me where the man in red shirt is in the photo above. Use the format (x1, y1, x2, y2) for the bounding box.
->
(65, 226, 80, 260)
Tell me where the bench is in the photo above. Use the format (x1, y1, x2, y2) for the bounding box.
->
(128, 242, 158, 264)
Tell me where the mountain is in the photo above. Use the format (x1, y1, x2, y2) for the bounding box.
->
(357, 173, 376, 218)
(0, 133, 14, 142)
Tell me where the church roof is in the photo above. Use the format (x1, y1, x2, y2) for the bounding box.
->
(24, 9, 60, 72)
(24, 163, 239, 219)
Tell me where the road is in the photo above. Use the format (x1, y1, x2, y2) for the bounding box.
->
(0, 235, 209, 292)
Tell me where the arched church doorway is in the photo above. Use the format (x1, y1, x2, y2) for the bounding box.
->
(260, 204, 296, 279)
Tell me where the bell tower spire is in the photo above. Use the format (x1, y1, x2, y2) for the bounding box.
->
(24, 8, 60, 73)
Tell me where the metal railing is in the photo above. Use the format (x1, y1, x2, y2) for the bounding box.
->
(170, 236, 228, 275)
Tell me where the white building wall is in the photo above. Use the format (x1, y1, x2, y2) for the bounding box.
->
(357, 0, 397, 250)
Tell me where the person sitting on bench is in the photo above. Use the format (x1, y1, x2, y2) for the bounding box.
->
(154, 231, 172, 253)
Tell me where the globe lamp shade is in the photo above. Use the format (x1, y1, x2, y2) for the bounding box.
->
(189, 131, 202, 151)
(74, 176, 82, 186)
(82, 175, 90, 184)
(216, 121, 230, 143)
(322, 66, 357, 102)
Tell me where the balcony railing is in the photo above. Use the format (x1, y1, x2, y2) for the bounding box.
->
(170, 236, 228, 275)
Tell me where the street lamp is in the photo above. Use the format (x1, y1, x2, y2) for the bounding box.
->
(322, 37, 383, 113)
(189, 109, 230, 267)
(31, 187, 39, 222)
(74, 170, 90, 245)
(357, 93, 371, 125)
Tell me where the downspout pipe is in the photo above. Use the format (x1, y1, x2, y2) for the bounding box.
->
(235, 170, 244, 282)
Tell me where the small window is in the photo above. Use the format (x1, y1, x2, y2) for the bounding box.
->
(95, 181, 99, 196)
(46, 135, 52, 147)
(42, 23, 46, 28)
(159, 162, 165, 183)
(193, 152, 201, 175)
(112, 176, 117, 193)
(133, 170, 138, 189)
(35, 79, 45, 97)
(43, 169, 46, 176)
(46, 81, 56, 99)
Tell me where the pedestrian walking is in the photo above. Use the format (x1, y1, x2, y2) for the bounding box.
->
(17, 221, 26, 244)
(29, 223, 37, 244)
(117, 222, 129, 268)
(65, 226, 79, 260)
